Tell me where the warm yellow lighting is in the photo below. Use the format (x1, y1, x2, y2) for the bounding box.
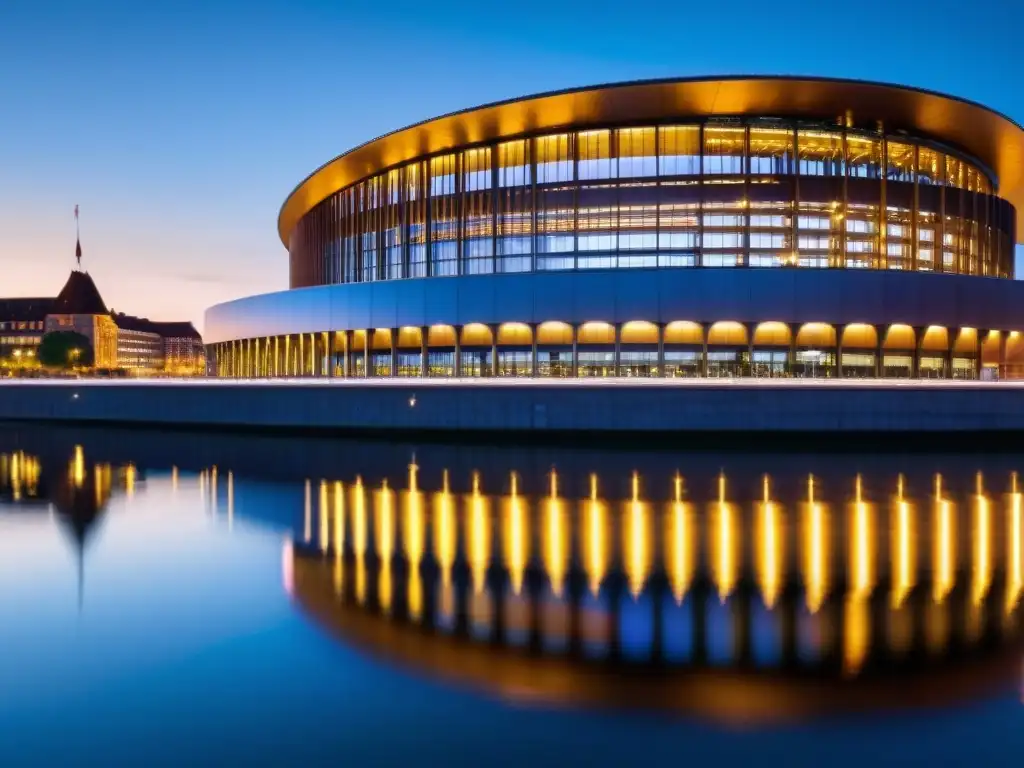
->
(376, 480, 395, 614)
(803, 475, 829, 613)
(972, 472, 992, 605)
(403, 462, 424, 621)
(584, 474, 608, 596)
(544, 470, 567, 596)
(353, 476, 367, 605)
(843, 593, 870, 677)
(70, 445, 85, 489)
(712, 473, 737, 602)
(850, 474, 875, 599)
(891, 474, 915, 609)
(1008, 472, 1023, 615)
(467, 473, 490, 595)
(756, 475, 783, 608)
(434, 470, 456, 590)
(666, 473, 694, 604)
(624, 472, 650, 598)
(933, 474, 955, 604)
(504, 472, 529, 596)
(333, 481, 345, 596)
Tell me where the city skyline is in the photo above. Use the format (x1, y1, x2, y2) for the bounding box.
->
(1, 0, 1022, 332)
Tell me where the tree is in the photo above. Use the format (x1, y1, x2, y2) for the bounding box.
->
(38, 331, 94, 369)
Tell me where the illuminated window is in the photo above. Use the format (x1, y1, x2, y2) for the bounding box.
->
(429, 155, 458, 276)
(797, 130, 843, 176)
(578, 130, 615, 180)
(886, 142, 915, 183)
(846, 135, 881, 179)
(659, 126, 700, 176)
(749, 128, 794, 175)
(703, 126, 745, 174)
(917, 147, 943, 186)
(618, 128, 656, 177)
(536, 134, 573, 184)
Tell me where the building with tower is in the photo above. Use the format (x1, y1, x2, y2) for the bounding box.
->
(205, 76, 1024, 380)
(1, 232, 205, 374)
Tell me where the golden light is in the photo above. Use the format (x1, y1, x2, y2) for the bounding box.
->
(712, 472, 738, 602)
(333, 480, 345, 596)
(434, 470, 456, 590)
(624, 472, 650, 598)
(467, 472, 491, 595)
(666, 473, 694, 604)
(891, 474, 915, 609)
(850, 474, 875, 599)
(376, 479, 395, 614)
(584, 473, 608, 596)
(756, 474, 783, 608)
(544, 469, 568, 596)
(1008, 472, 1023, 615)
(353, 476, 368, 605)
(933, 474, 955, 604)
(803, 474, 829, 613)
(972, 472, 992, 605)
(319, 480, 329, 553)
(403, 462, 425, 621)
(504, 472, 529, 597)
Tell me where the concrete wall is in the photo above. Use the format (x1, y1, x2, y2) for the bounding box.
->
(204, 269, 1024, 345)
(2, 381, 1024, 433)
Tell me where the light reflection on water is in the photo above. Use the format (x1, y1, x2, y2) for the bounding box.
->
(3, 427, 1024, 764)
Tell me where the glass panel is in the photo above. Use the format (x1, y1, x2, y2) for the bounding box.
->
(749, 128, 794, 175)
(497, 140, 530, 187)
(797, 130, 844, 176)
(917, 210, 936, 271)
(429, 154, 458, 276)
(658, 200, 699, 266)
(845, 203, 878, 268)
(703, 126, 745, 174)
(846, 134, 882, 179)
(578, 130, 614, 180)
(886, 141, 915, 183)
(748, 201, 793, 267)
(917, 147, 943, 186)
(406, 162, 427, 278)
(702, 200, 745, 266)
(659, 126, 700, 176)
(945, 156, 963, 188)
(462, 147, 493, 274)
(384, 169, 403, 279)
(496, 140, 531, 271)
(536, 133, 573, 184)
(797, 201, 839, 268)
(618, 127, 656, 178)
(885, 206, 913, 270)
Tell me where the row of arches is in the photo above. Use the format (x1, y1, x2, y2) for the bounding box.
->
(211, 322, 1023, 380)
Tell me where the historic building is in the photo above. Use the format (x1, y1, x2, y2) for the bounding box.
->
(204, 76, 1024, 379)
(2, 238, 204, 374)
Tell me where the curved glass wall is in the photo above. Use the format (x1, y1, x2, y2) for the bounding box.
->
(288, 120, 1016, 288)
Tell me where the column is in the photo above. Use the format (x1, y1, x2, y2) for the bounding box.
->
(531, 322, 539, 378)
(700, 322, 709, 377)
(453, 325, 462, 378)
(613, 322, 622, 377)
(420, 326, 428, 377)
(298, 334, 305, 377)
(912, 326, 924, 379)
(322, 332, 329, 377)
(364, 329, 372, 378)
(975, 329, 986, 380)
(835, 325, 844, 379)
(944, 331, 954, 379)
(998, 331, 1007, 380)
(875, 326, 885, 378)
(490, 324, 498, 378)
(343, 331, 351, 378)
(746, 322, 756, 378)
(571, 323, 579, 377)
(656, 322, 665, 378)
(788, 323, 798, 378)
(390, 328, 398, 377)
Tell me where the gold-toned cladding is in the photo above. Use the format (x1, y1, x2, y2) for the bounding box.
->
(278, 76, 1024, 246)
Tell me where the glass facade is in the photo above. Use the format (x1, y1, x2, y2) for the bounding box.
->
(288, 120, 1014, 288)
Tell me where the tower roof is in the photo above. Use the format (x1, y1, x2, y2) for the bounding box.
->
(52, 271, 108, 315)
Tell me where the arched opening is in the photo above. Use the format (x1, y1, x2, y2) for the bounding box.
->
(536, 321, 573, 377)
(952, 327, 979, 380)
(620, 321, 659, 377)
(881, 324, 915, 379)
(1006, 331, 1024, 379)
(919, 326, 949, 379)
(751, 322, 791, 378)
(395, 326, 423, 378)
(707, 321, 747, 377)
(350, 330, 368, 377)
(577, 322, 615, 377)
(664, 321, 703, 377)
(459, 323, 493, 378)
(794, 323, 837, 379)
(840, 323, 878, 379)
(496, 322, 533, 377)
(981, 330, 1002, 373)
(426, 325, 456, 377)
(369, 329, 392, 377)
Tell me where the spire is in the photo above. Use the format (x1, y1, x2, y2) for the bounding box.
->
(74, 204, 82, 270)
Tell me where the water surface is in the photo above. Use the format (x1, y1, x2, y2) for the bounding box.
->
(1, 426, 1022, 766)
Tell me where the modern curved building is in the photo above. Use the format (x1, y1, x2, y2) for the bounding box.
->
(205, 76, 1024, 380)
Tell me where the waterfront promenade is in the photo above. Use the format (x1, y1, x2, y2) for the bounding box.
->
(1, 378, 1024, 436)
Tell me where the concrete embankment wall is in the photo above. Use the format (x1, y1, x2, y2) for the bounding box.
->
(1, 381, 1023, 436)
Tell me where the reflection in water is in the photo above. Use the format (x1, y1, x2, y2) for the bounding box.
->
(279, 462, 1024, 721)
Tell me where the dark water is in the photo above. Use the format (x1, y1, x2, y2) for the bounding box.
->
(1, 425, 1023, 766)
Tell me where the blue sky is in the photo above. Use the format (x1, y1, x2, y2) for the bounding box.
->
(0, 0, 1020, 330)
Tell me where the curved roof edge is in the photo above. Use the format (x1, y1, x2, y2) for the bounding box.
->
(278, 75, 1024, 247)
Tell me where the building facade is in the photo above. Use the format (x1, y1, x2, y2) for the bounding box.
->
(2, 266, 204, 375)
(205, 76, 1024, 380)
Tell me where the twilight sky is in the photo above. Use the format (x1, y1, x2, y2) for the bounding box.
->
(0, 0, 1021, 332)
